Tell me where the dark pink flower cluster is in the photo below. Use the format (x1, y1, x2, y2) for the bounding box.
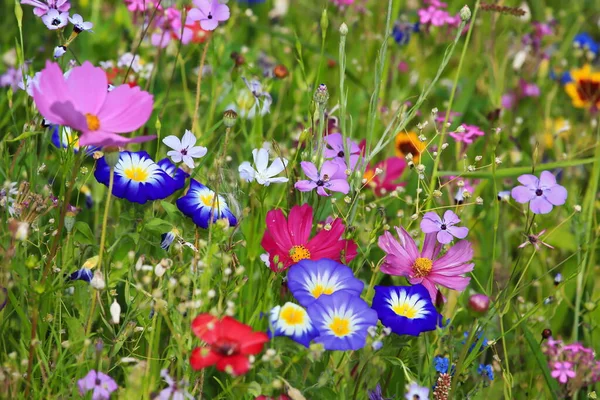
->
(418, 0, 460, 28)
(543, 338, 600, 390)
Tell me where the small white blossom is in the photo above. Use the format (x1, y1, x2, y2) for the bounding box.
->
(42, 9, 69, 30)
(69, 14, 93, 32)
(238, 148, 288, 186)
(110, 299, 121, 324)
(163, 130, 207, 169)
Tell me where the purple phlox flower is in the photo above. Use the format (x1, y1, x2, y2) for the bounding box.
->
(41, 9, 69, 30)
(188, 0, 230, 31)
(520, 79, 540, 97)
(420, 210, 469, 244)
(501, 92, 517, 109)
(434, 110, 461, 126)
(78, 370, 118, 400)
(324, 133, 362, 171)
(158, 369, 193, 400)
(418, 5, 458, 27)
(511, 171, 567, 214)
(551, 361, 576, 384)
(368, 383, 392, 400)
(449, 124, 484, 144)
(0, 67, 23, 90)
(295, 160, 350, 196)
(518, 229, 554, 251)
(20, 0, 70, 17)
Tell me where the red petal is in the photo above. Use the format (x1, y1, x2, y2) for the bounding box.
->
(191, 314, 219, 342)
(219, 316, 253, 343)
(215, 354, 250, 376)
(286, 204, 313, 246)
(264, 209, 294, 251)
(239, 331, 270, 355)
(307, 218, 346, 260)
(189, 347, 221, 370)
(342, 239, 358, 263)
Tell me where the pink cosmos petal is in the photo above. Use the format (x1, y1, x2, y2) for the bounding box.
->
(421, 232, 441, 259)
(447, 225, 468, 239)
(380, 258, 413, 276)
(517, 174, 539, 188)
(33, 61, 71, 123)
(530, 196, 553, 214)
(433, 262, 474, 276)
(49, 102, 88, 132)
(539, 171, 557, 188)
(295, 180, 317, 192)
(79, 131, 155, 147)
(96, 85, 154, 133)
(511, 185, 536, 203)
(436, 230, 454, 244)
(377, 231, 414, 266)
(432, 240, 473, 272)
(443, 210, 460, 225)
(66, 62, 107, 115)
(287, 204, 313, 245)
(418, 278, 440, 301)
(545, 185, 567, 206)
(300, 161, 319, 181)
(327, 179, 350, 194)
(429, 273, 471, 291)
(395, 226, 420, 261)
(421, 212, 441, 233)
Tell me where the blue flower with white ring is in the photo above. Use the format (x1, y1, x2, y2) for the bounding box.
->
(306, 291, 378, 351)
(269, 302, 319, 347)
(176, 179, 237, 229)
(371, 284, 440, 337)
(94, 151, 178, 204)
(287, 259, 364, 308)
(51, 125, 98, 154)
(157, 158, 189, 192)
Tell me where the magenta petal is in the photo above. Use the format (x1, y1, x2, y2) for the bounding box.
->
(447, 225, 468, 239)
(300, 161, 319, 181)
(539, 171, 557, 188)
(420, 232, 440, 259)
(511, 185, 536, 203)
(327, 179, 349, 194)
(429, 273, 471, 291)
(420, 212, 441, 233)
(79, 131, 156, 147)
(294, 180, 317, 192)
(97, 85, 154, 133)
(394, 226, 420, 261)
(517, 174, 539, 188)
(436, 230, 453, 244)
(66, 62, 107, 115)
(49, 101, 88, 132)
(545, 185, 567, 206)
(530, 197, 553, 214)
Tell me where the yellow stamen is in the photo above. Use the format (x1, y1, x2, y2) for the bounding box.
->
(310, 284, 334, 299)
(413, 257, 433, 278)
(289, 245, 311, 263)
(329, 316, 351, 337)
(124, 166, 149, 182)
(86, 113, 100, 131)
(280, 306, 305, 325)
(200, 193, 219, 208)
(392, 302, 418, 319)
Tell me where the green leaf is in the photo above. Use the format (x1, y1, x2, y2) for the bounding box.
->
(6, 130, 44, 143)
(160, 201, 181, 219)
(73, 221, 95, 245)
(144, 218, 172, 233)
(522, 324, 559, 400)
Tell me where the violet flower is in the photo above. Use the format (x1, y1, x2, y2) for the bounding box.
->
(295, 160, 350, 196)
(420, 210, 469, 244)
(78, 370, 117, 399)
(511, 171, 567, 214)
(188, 0, 230, 31)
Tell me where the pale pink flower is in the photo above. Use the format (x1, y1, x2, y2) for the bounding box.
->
(551, 362, 576, 384)
(32, 61, 154, 148)
(378, 226, 474, 301)
(188, 0, 230, 31)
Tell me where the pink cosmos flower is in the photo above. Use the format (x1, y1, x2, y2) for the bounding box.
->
(421, 210, 469, 244)
(551, 362, 576, 384)
(20, 0, 70, 17)
(188, 0, 230, 31)
(295, 160, 350, 197)
(418, 6, 459, 27)
(124, 0, 162, 13)
(378, 226, 474, 301)
(32, 61, 154, 148)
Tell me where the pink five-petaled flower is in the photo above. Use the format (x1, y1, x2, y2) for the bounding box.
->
(21, 0, 70, 17)
(378, 226, 474, 302)
(188, 0, 230, 31)
(295, 160, 350, 197)
(421, 210, 469, 244)
(551, 362, 576, 384)
(77, 369, 118, 400)
(511, 171, 567, 215)
(32, 61, 155, 148)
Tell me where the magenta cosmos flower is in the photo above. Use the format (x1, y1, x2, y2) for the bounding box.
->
(33, 61, 154, 148)
(378, 226, 474, 301)
(421, 210, 468, 244)
(295, 160, 349, 197)
(511, 171, 567, 214)
(188, 0, 230, 31)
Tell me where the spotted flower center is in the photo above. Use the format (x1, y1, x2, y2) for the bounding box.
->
(207, 13, 213, 19)
(413, 257, 433, 278)
(86, 113, 100, 131)
(289, 245, 311, 262)
(329, 316, 351, 337)
(392, 302, 418, 319)
(280, 307, 305, 325)
(124, 166, 149, 182)
(535, 189, 543, 196)
(310, 284, 334, 299)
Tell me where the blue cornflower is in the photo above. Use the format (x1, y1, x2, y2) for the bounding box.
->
(51, 125, 99, 155)
(478, 363, 494, 380)
(161, 228, 179, 250)
(574, 32, 599, 55)
(434, 356, 449, 374)
(392, 21, 419, 45)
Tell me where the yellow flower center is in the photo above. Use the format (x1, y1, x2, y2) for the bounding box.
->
(392, 303, 418, 319)
(200, 193, 219, 208)
(124, 166, 149, 182)
(329, 316, 351, 337)
(413, 257, 433, 278)
(86, 113, 100, 131)
(310, 284, 334, 299)
(289, 245, 311, 263)
(280, 306, 305, 325)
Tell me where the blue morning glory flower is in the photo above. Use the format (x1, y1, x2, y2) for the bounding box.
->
(68, 268, 93, 282)
(94, 151, 178, 204)
(287, 258, 364, 308)
(574, 32, 599, 55)
(269, 302, 319, 347)
(371, 284, 440, 337)
(176, 179, 237, 229)
(157, 158, 189, 192)
(306, 291, 378, 351)
(478, 363, 494, 380)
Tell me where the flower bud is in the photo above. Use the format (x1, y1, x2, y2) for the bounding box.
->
(53, 46, 67, 59)
(339, 23, 348, 36)
(104, 148, 121, 168)
(313, 84, 329, 106)
(223, 109, 238, 128)
(64, 211, 76, 233)
(110, 299, 121, 324)
(90, 271, 106, 290)
(468, 294, 490, 314)
(541, 328, 552, 340)
(460, 5, 472, 21)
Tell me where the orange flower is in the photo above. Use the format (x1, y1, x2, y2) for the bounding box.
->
(394, 131, 426, 163)
(565, 64, 600, 109)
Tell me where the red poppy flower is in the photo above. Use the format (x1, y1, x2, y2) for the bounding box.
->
(363, 157, 406, 196)
(261, 204, 357, 272)
(190, 314, 269, 376)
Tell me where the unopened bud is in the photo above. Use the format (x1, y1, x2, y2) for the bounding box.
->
(339, 23, 348, 36)
(223, 109, 238, 128)
(460, 5, 472, 21)
(468, 294, 490, 314)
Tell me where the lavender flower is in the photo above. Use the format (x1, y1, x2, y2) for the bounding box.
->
(77, 370, 117, 399)
(295, 160, 350, 196)
(420, 210, 469, 244)
(511, 171, 567, 214)
(157, 369, 193, 400)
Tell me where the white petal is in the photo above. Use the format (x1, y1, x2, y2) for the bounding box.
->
(163, 135, 182, 151)
(187, 146, 207, 158)
(182, 155, 195, 169)
(265, 157, 287, 177)
(253, 148, 269, 172)
(181, 130, 197, 149)
(238, 162, 256, 182)
(167, 151, 183, 163)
